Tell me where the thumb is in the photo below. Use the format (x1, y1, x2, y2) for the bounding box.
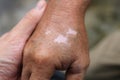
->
(10, 0, 47, 40)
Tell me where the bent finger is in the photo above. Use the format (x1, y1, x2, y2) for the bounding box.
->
(66, 58, 89, 80)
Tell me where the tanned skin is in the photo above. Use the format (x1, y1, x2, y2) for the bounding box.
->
(21, 0, 91, 80)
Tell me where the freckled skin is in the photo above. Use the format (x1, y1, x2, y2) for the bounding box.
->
(22, 0, 91, 80)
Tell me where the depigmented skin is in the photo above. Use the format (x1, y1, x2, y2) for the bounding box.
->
(22, 0, 91, 80)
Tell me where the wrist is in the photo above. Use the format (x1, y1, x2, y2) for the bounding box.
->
(48, 0, 91, 13)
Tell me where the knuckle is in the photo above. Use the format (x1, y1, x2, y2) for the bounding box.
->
(80, 57, 90, 71)
(81, 61, 90, 70)
(69, 60, 90, 74)
(32, 52, 51, 65)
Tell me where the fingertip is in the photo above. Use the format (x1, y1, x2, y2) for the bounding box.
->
(35, 0, 47, 10)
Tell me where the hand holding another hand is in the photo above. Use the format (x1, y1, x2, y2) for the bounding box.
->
(0, 0, 46, 80)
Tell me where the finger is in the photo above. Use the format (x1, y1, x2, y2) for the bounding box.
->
(10, 0, 47, 40)
(0, 32, 9, 39)
(28, 55, 55, 80)
(21, 66, 31, 80)
(29, 67, 54, 80)
(66, 58, 89, 80)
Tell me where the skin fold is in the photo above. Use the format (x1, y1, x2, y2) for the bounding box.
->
(22, 0, 91, 80)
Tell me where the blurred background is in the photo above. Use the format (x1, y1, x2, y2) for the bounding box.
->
(0, 0, 120, 48)
(0, 0, 120, 80)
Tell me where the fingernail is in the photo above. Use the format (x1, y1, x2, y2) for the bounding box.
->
(36, 0, 45, 10)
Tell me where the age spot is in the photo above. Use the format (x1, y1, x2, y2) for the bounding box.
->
(54, 34, 68, 44)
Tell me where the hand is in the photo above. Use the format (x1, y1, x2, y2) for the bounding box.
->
(22, 0, 90, 80)
(0, 0, 46, 80)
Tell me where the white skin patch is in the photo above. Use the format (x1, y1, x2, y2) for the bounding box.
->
(53, 28, 77, 46)
(66, 28, 77, 35)
(54, 34, 68, 44)
(45, 31, 51, 35)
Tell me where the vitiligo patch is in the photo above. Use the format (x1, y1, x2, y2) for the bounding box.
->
(54, 34, 68, 44)
(45, 31, 51, 35)
(66, 28, 77, 35)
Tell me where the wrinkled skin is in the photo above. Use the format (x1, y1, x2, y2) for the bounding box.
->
(22, 0, 91, 80)
(0, 0, 46, 80)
